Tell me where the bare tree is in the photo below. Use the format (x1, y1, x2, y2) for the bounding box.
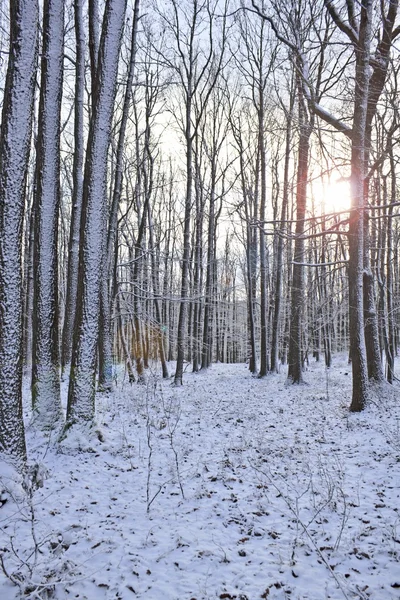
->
(155, 0, 229, 385)
(251, 0, 399, 405)
(270, 72, 295, 373)
(229, 101, 259, 374)
(235, 9, 278, 376)
(250, 0, 321, 383)
(321, 0, 400, 408)
(200, 81, 231, 370)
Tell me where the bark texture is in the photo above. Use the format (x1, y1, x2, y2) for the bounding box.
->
(287, 72, 311, 384)
(61, 0, 85, 370)
(0, 0, 38, 466)
(348, 0, 373, 411)
(32, 0, 65, 427)
(67, 0, 127, 426)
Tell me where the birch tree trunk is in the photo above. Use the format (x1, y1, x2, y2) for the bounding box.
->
(0, 0, 38, 467)
(31, 0, 64, 427)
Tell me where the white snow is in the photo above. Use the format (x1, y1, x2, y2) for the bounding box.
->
(1, 356, 400, 599)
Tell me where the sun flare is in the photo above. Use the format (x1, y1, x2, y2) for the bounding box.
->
(312, 176, 352, 215)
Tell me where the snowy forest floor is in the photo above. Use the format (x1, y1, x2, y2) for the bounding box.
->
(1, 356, 400, 600)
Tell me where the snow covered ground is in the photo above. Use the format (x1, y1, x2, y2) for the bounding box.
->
(1, 355, 400, 600)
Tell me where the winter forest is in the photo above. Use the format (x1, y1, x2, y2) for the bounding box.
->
(0, 0, 400, 598)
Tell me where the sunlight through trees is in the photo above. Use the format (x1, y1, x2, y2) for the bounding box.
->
(0, 0, 399, 463)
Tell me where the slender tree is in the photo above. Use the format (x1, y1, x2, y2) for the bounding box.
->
(61, 0, 86, 371)
(270, 72, 294, 373)
(200, 81, 230, 370)
(156, 0, 229, 385)
(361, 0, 399, 382)
(228, 91, 259, 374)
(287, 63, 313, 383)
(235, 8, 275, 377)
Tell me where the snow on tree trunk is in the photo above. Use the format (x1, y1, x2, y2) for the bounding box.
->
(258, 93, 268, 378)
(348, 0, 373, 412)
(0, 0, 38, 467)
(363, 260, 384, 380)
(201, 153, 217, 371)
(360, 0, 398, 382)
(98, 0, 140, 391)
(316, 0, 399, 405)
(287, 72, 311, 384)
(98, 276, 114, 392)
(32, 0, 65, 428)
(61, 0, 85, 371)
(23, 198, 35, 372)
(66, 0, 127, 428)
(174, 96, 193, 386)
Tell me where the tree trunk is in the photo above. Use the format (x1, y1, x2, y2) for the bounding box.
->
(174, 95, 193, 385)
(192, 151, 204, 373)
(348, 0, 373, 412)
(270, 81, 293, 373)
(61, 0, 85, 371)
(201, 186, 215, 370)
(0, 0, 38, 467)
(361, 0, 399, 381)
(66, 0, 127, 428)
(258, 98, 268, 377)
(98, 0, 140, 391)
(23, 193, 35, 374)
(287, 74, 311, 384)
(147, 202, 169, 378)
(116, 292, 136, 383)
(201, 152, 218, 370)
(386, 151, 396, 383)
(32, 0, 64, 428)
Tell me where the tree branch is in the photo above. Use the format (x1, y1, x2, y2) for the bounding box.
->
(250, 1, 297, 52)
(324, 0, 359, 45)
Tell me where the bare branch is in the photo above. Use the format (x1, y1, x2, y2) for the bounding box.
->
(324, 0, 359, 45)
(308, 100, 353, 138)
(250, 1, 297, 52)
